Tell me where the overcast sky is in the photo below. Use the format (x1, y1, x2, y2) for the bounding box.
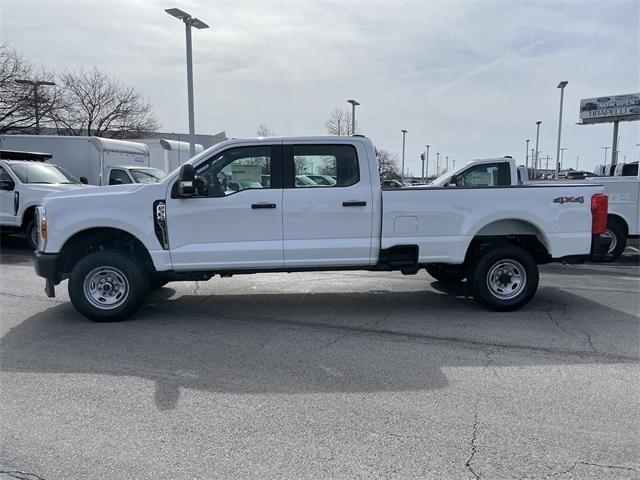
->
(2, 0, 639, 174)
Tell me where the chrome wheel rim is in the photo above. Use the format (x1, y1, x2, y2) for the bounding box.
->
(602, 229, 617, 254)
(83, 266, 130, 310)
(486, 259, 527, 300)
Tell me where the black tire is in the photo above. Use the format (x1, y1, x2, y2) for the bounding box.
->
(68, 250, 149, 322)
(24, 220, 37, 250)
(596, 219, 627, 262)
(426, 263, 467, 284)
(469, 245, 539, 312)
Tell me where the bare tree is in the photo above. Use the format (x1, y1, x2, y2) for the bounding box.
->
(376, 148, 400, 180)
(0, 44, 59, 134)
(256, 124, 275, 137)
(52, 68, 159, 138)
(325, 106, 358, 135)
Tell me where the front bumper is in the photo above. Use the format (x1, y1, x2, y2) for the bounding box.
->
(590, 233, 612, 260)
(33, 251, 59, 297)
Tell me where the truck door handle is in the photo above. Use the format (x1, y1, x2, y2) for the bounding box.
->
(251, 203, 277, 209)
(342, 201, 367, 207)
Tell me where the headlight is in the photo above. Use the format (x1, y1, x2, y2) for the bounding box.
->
(35, 206, 47, 252)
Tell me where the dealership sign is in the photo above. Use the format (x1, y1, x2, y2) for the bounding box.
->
(579, 93, 640, 124)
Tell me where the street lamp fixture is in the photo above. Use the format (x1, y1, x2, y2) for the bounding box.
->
(347, 99, 360, 135)
(15, 79, 56, 134)
(534, 121, 542, 178)
(165, 7, 209, 157)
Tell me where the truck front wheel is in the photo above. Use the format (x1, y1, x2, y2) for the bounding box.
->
(469, 245, 538, 311)
(68, 250, 149, 322)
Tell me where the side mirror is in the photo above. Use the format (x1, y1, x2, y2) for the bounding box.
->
(0, 180, 15, 191)
(80, 176, 88, 184)
(178, 164, 196, 197)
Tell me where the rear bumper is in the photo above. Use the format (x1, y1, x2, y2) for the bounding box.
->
(590, 233, 612, 259)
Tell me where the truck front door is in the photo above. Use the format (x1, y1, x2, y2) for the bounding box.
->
(282, 142, 373, 267)
(165, 144, 284, 270)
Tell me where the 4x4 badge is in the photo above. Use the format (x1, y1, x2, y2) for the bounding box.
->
(553, 196, 584, 204)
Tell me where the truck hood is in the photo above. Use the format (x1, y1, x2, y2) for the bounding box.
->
(26, 184, 95, 195)
(42, 183, 162, 202)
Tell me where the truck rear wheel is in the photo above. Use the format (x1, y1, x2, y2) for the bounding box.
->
(469, 245, 538, 311)
(597, 219, 627, 262)
(425, 264, 467, 284)
(68, 250, 149, 322)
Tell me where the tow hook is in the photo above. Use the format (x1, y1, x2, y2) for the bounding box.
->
(44, 279, 55, 298)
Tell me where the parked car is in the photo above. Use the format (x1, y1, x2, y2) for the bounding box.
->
(33, 136, 608, 321)
(0, 150, 90, 248)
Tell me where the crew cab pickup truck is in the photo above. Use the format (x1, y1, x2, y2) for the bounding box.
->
(0, 150, 88, 248)
(431, 156, 635, 261)
(33, 136, 609, 322)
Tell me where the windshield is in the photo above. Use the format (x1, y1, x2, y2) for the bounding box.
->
(430, 161, 473, 187)
(129, 168, 167, 184)
(9, 162, 79, 184)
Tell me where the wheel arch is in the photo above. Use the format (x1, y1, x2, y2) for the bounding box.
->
(608, 213, 629, 235)
(56, 227, 156, 279)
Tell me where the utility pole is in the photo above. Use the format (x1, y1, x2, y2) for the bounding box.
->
(14, 79, 56, 134)
(525, 139, 530, 168)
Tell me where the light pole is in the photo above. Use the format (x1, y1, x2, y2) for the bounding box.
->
(555, 81, 568, 178)
(560, 147, 567, 171)
(436, 152, 440, 176)
(165, 8, 209, 158)
(347, 99, 359, 135)
(534, 121, 542, 178)
(602, 146, 610, 164)
(401, 129, 407, 183)
(576, 155, 579, 170)
(525, 139, 530, 169)
(424, 145, 430, 182)
(15, 79, 56, 134)
(445, 155, 449, 172)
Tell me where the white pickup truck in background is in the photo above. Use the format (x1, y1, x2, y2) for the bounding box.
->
(0, 150, 89, 248)
(33, 136, 610, 321)
(431, 156, 638, 261)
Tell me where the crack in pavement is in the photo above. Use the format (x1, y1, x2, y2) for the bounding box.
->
(548, 460, 639, 478)
(0, 291, 65, 304)
(465, 410, 481, 479)
(141, 303, 639, 362)
(546, 309, 568, 335)
(0, 469, 47, 480)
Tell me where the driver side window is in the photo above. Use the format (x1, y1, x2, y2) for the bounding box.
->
(195, 146, 272, 197)
(456, 163, 510, 187)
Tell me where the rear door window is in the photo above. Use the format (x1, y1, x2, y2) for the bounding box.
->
(290, 144, 359, 188)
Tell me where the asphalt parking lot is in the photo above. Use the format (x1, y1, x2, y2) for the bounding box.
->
(1, 236, 638, 480)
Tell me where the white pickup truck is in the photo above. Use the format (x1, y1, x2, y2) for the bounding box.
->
(33, 136, 610, 321)
(431, 156, 637, 261)
(0, 150, 88, 248)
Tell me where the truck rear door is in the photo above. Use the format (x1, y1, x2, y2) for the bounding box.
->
(281, 141, 374, 267)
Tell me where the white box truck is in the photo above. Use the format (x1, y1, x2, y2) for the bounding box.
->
(135, 138, 203, 173)
(0, 135, 165, 186)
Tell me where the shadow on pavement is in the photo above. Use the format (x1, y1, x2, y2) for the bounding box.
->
(1, 284, 637, 411)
